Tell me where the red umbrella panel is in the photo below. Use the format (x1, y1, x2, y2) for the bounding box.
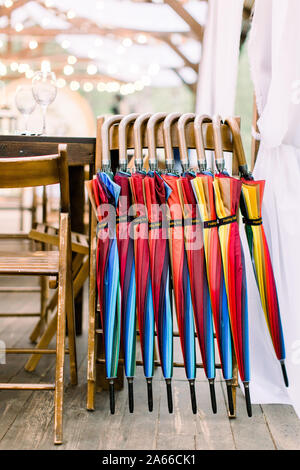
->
(161, 172, 197, 414)
(213, 173, 251, 417)
(129, 171, 155, 411)
(178, 172, 217, 414)
(143, 171, 174, 413)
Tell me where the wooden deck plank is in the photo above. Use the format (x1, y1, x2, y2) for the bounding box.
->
(261, 404, 300, 450)
(224, 382, 276, 450)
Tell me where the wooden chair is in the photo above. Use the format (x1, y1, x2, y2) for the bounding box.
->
(0, 144, 77, 445)
(24, 223, 89, 369)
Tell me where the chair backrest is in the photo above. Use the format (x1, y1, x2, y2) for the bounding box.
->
(0, 143, 70, 213)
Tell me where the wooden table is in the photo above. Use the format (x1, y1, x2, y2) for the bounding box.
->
(0, 134, 97, 334)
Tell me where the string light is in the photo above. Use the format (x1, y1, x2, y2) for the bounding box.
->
(137, 34, 147, 44)
(63, 64, 74, 76)
(87, 64, 97, 75)
(29, 40, 38, 50)
(10, 62, 18, 72)
(67, 9, 76, 19)
(70, 80, 80, 91)
(67, 55, 77, 65)
(83, 82, 94, 92)
(4, 0, 13, 8)
(122, 38, 133, 48)
(97, 82, 106, 92)
(0, 62, 7, 76)
(0, 40, 4, 48)
(15, 23, 24, 32)
(57, 78, 66, 88)
(134, 80, 144, 91)
(44, 0, 54, 6)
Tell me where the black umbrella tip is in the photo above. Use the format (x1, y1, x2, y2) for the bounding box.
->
(109, 380, 115, 415)
(280, 360, 289, 387)
(147, 378, 153, 412)
(226, 381, 235, 417)
(166, 379, 173, 414)
(189, 380, 197, 414)
(208, 379, 217, 414)
(243, 382, 252, 418)
(127, 378, 134, 413)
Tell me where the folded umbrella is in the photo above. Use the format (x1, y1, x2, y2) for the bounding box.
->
(225, 117, 288, 387)
(162, 115, 197, 414)
(192, 114, 234, 415)
(177, 113, 216, 413)
(92, 169, 121, 415)
(129, 170, 155, 412)
(114, 114, 140, 412)
(145, 113, 173, 413)
(212, 115, 252, 417)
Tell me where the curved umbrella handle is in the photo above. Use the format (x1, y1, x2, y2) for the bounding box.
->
(163, 112, 181, 172)
(118, 113, 139, 171)
(101, 114, 123, 171)
(224, 117, 252, 179)
(212, 114, 225, 173)
(194, 114, 212, 172)
(178, 113, 195, 172)
(147, 112, 168, 171)
(133, 113, 152, 170)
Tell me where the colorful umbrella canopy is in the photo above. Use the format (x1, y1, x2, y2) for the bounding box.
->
(145, 113, 174, 413)
(129, 170, 155, 412)
(177, 113, 216, 414)
(212, 115, 252, 417)
(144, 172, 173, 412)
(192, 114, 234, 415)
(114, 114, 140, 412)
(93, 171, 121, 415)
(225, 117, 288, 387)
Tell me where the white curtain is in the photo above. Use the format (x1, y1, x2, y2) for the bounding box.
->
(248, 0, 300, 415)
(196, 0, 243, 171)
(196, 0, 243, 116)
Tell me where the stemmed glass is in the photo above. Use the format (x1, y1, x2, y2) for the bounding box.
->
(14, 85, 36, 135)
(32, 71, 57, 135)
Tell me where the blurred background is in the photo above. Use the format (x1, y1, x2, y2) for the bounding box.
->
(0, 0, 253, 156)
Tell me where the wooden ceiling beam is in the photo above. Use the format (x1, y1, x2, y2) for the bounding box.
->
(164, 0, 204, 40)
(160, 36, 198, 72)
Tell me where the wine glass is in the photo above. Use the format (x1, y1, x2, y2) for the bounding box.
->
(32, 71, 57, 135)
(14, 85, 36, 135)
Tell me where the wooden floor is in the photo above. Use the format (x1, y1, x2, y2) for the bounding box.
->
(0, 242, 300, 450)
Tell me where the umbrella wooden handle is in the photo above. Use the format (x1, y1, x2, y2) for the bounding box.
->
(101, 114, 123, 170)
(147, 112, 167, 170)
(178, 113, 195, 171)
(212, 114, 225, 172)
(163, 112, 181, 171)
(224, 117, 251, 178)
(133, 113, 152, 170)
(118, 113, 139, 171)
(194, 114, 212, 171)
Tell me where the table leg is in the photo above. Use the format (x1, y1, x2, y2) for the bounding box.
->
(69, 165, 85, 335)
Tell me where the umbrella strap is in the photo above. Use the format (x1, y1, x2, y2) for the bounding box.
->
(218, 215, 237, 226)
(204, 219, 218, 229)
(116, 215, 134, 224)
(242, 217, 262, 226)
(132, 215, 148, 226)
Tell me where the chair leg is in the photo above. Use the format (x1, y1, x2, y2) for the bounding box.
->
(65, 262, 77, 386)
(87, 216, 97, 411)
(29, 275, 48, 344)
(25, 312, 57, 371)
(54, 280, 66, 445)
